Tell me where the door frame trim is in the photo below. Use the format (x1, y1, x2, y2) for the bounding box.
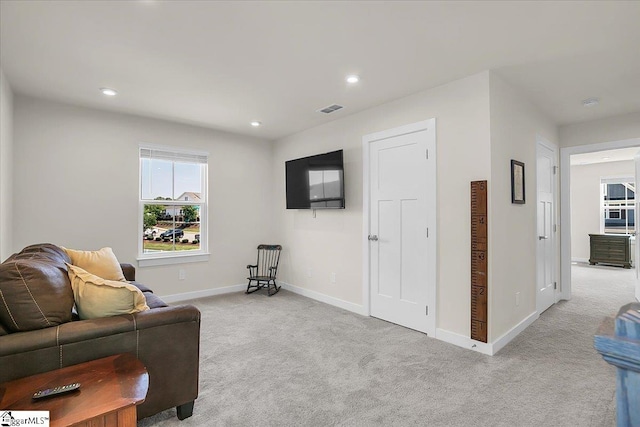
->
(559, 137, 640, 301)
(362, 118, 437, 335)
(535, 135, 559, 314)
(635, 152, 640, 301)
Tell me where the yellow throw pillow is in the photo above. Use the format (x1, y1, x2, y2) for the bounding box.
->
(67, 264, 149, 320)
(63, 247, 126, 282)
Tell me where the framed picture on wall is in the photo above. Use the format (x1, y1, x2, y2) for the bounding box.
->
(511, 160, 525, 204)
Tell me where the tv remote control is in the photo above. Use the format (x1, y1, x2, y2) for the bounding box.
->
(32, 383, 81, 399)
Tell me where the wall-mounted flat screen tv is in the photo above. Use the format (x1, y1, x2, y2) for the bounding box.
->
(286, 150, 345, 209)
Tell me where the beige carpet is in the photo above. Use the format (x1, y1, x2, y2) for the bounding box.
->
(139, 264, 635, 426)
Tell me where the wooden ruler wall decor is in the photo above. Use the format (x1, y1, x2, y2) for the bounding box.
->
(470, 180, 488, 343)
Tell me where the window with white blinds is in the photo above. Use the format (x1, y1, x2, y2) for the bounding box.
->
(140, 148, 208, 165)
(138, 145, 209, 265)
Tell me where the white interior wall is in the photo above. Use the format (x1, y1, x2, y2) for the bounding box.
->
(272, 72, 492, 338)
(488, 72, 558, 340)
(570, 160, 634, 261)
(12, 95, 275, 297)
(0, 68, 13, 262)
(560, 112, 640, 148)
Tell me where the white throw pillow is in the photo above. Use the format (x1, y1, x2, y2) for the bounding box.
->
(67, 264, 149, 320)
(63, 247, 126, 282)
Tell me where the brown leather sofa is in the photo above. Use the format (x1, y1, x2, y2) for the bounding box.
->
(0, 243, 200, 420)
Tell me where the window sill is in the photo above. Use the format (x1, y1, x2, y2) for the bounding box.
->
(137, 253, 210, 268)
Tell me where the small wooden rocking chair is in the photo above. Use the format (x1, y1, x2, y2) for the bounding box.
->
(246, 244, 282, 296)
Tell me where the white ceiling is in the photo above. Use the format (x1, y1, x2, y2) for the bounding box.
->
(1, 1, 639, 140)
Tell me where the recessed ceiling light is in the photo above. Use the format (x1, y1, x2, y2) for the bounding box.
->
(100, 88, 118, 96)
(250, 121, 262, 127)
(582, 97, 599, 107)
(346, 75, 360, 84)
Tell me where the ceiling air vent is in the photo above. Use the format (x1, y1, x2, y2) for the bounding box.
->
(317, 104, 344, 114)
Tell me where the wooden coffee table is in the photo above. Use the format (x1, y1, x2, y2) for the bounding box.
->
(0, 353, 148, 427)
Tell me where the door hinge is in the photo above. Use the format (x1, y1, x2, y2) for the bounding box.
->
(426, 306, 429, 316)
(553, 166, 558, 175)
(553, 224, 557, 233)
(553, 282, 557, 290)
(426, 227, 429, 238)
(426, 149, 429, 159)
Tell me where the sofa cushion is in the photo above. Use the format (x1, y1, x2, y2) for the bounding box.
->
(142, 292, 169, 309)
(129, 281, 153, 294)
(6, 243, 71, 265)
(67, 264, 149, 320)
(0, 258, 75, 332)
(63, 247, 126, 282)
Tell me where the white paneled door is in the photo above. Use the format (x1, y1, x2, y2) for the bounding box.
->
(536, 140, 557, 314)
(365, 120, 436, 336)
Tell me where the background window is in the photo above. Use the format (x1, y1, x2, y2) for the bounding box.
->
(139, 147, 208, 260)
(601, 178, 635, 235)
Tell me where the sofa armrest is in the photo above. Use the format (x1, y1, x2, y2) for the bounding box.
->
(56, 305, 199, 345)
(120, 263, 136, 281)
(134, 305, 200, 330)
(61, 305, 200, 419)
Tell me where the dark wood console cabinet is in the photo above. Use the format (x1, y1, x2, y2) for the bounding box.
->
(589, 234, 631, 268)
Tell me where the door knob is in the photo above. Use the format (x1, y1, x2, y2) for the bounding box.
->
(368, 235, 379, 241)
(538, 235, 548, 240)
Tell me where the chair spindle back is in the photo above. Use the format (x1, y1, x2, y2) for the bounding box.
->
(256, 244, 282, 278)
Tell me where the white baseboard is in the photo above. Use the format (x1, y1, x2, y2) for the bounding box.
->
(278, 281, 367, 316)
(571, 257, 589, 264)
(435, 328, 493, 355)
(436, 311, 538, 356)
(491, 311, 538, 354)
(160, 283, 246, 303)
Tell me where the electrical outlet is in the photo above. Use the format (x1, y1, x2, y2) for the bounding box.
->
(515, 292, 520, 307)
(179, 269, 186, 280)
(330, 272, 336, 283)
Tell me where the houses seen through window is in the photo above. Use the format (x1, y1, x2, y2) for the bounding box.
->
(140, 147, 207, 258)
(602, 178, 635, 235)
